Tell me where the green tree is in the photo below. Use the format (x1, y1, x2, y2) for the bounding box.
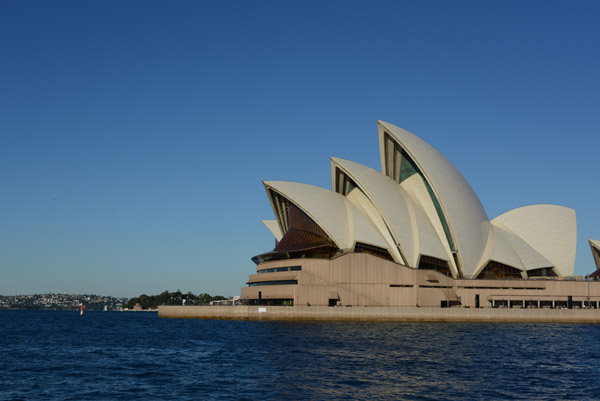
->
(125, 290, 227, 309)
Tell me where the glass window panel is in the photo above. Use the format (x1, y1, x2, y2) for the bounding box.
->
(385, 135, 394, 178)
(249, 280, 298, 287)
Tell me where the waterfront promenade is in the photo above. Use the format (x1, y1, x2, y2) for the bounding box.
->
(159, 305, 600, 323)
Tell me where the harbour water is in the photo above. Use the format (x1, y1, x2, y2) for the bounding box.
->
(1, 310, 599, 400)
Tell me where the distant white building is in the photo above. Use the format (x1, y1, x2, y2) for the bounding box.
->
(210, 296, 241, 306)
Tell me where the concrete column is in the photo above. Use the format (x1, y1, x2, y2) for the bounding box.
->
(508, 300, 511, 308)
(523, 300, 526, 308)
(552, 300, 556, 309)
(537, 300, 541, 308)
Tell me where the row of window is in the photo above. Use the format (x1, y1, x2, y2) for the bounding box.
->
(257, 265, 302, 274)
(459, 286, 545, 290)
(390, 284, 545, 290)
(244, 298, 294, 306)
(248, 280, 298, 287)
(389, 284, 450, 289)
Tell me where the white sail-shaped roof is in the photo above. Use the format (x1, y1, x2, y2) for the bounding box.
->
(330, 158, 415, 266)
(492, 224, 553, 271)
(257, 121, 579, 280)
(377, 121, 492, 278)
(492, 205, 576, 277)
(400, 174, 458, 277)
(351, 196, 392, 250)
(263, 181, 388, 252)
(345, 187, 405, 264)
(262, 220, 283, 242)
(590, 239, 600, 270)
(487, 226, 525, 271)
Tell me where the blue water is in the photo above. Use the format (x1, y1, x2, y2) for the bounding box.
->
(1, 311, 599, 400)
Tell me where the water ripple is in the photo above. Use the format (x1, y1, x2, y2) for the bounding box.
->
(1, 311, 600, 400)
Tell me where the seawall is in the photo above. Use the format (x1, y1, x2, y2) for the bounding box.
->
(158, 305, 600, 323)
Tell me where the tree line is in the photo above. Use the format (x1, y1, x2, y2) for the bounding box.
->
(124, 290, 227, 309)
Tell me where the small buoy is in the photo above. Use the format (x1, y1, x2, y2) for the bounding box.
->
(80, 303, 85, 317)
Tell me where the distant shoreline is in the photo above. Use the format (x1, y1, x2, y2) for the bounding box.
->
(0, 308, 158, 312)
(0, 308, 122, 311)
(0, 293, 126, 311)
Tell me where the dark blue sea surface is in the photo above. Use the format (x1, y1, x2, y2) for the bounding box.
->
(1, 310, 599, 400)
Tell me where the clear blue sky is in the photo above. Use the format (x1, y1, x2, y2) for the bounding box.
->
(1, 1, 599, 297)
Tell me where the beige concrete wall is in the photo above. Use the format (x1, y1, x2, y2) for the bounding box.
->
(241, 253, 600, 308)
(159, 305, 600, 323)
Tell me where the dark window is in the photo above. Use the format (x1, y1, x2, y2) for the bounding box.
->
(257, 265, 302, 274)
(477, 261, 522, 279)
(244, 298, 294, 306)
(248, 280, 298, 287)
(252, 202, 340, 264)
(274, 203, 337, 253)
(268, 189, 290, 233)
(335, 168, 358, 196)
(527, 267, 557, 277)
(418, 255, 450, 275)
(354, 242, 394, 261)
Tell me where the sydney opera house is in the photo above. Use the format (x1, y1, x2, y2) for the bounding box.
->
(241, 121, 599, 309)
(590, 240, 600, 278)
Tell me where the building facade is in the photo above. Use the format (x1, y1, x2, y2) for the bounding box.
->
(241, 121, 599, 308)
